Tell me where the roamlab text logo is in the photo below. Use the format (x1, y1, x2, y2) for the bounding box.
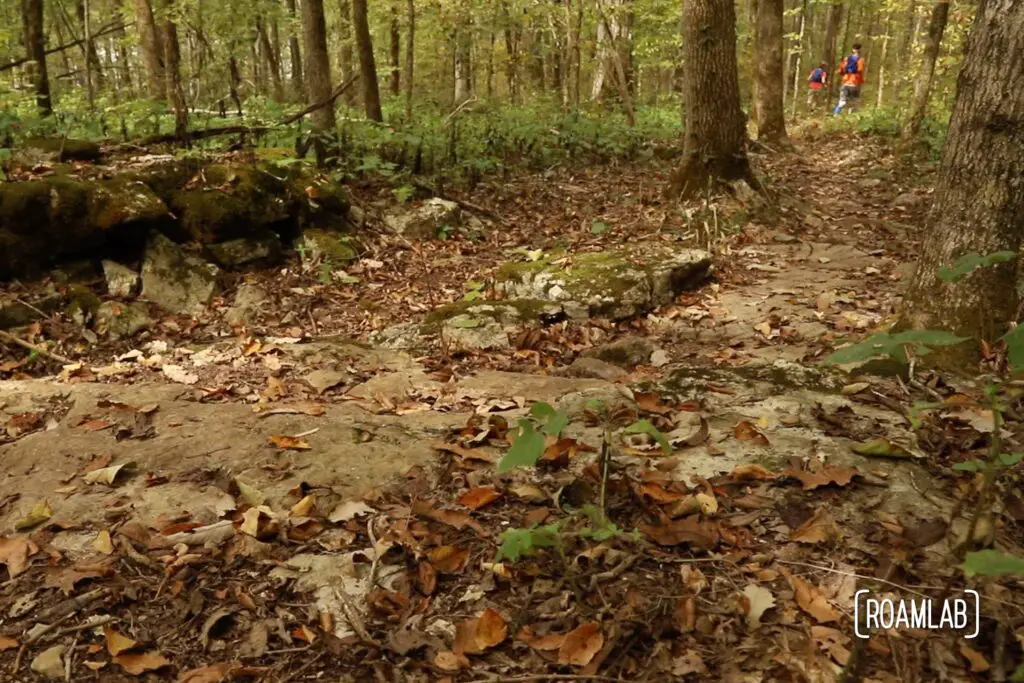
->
(854, 590, 980, 639)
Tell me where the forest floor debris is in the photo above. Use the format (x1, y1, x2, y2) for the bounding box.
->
(1, 135, 1022, 681)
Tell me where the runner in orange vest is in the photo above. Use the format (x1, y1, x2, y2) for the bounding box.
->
(834, 44, 865, 115)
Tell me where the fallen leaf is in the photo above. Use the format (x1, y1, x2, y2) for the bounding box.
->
(433, 651, 463, 671)
(79, 418, 114, 432)
(104, 626, 138, 656)
(236, 481, 265, 507)
(14, 500, 52, 530)
(417, 561, 437, 595)
(0, 635, 19, 651)
(31, 645, 65, 678)
(637, 482, 686, 503)
(729, 464, 776, 481)
(841, 382, 871, 395)
(852, 438, 913, 459)
(328, 500, 374, 522)
(790, 508, 843, 544)
(790, 575, 840, 623)
(114, 651, 171, 675)
(811, 626, 851, 665)
(84, 463, 135, 486)
(456, 487, 501, 511)
(474, 608, 508, 650)
(162, 364, 199, 385)
(200, 608, 236, 649)
(519, 629, 567, 651)
(428, 546, 470, 573)
(639, 517, 719, 549)
(290, 495, 316, 517)
(959, 642, 990, 672)
(412, 500, 486, 536)
(176, 661, 242, 683)
(734, 420, 769, 445)
(433, 442, 496, 464)
(558, 623, 604, 667)
(635, 391, 676, 416)
(741, 584, 775, 629)
(0, 536, 39, 578)
(93, 530, 114, 555)
(782, 466, 859, 490)
(268, 434, 310, 450)
(510, 484, 548, 503)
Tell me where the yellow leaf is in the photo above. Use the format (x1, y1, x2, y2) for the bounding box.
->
(93, 530, 114, 555)
(15, 500, 52, 531)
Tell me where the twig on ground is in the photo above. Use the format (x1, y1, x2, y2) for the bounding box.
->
(43, 615, 116, 643)
(334, 587, 382, 648)
(0, 330, 73, 364)
(466, 675, 620, 683)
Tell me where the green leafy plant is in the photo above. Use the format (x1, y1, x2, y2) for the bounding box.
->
(462, 281, 486, 302)
(496, 523, 563, 562)
(937, 251, 1016, 283)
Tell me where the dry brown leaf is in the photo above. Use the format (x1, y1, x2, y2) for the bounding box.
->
(558, 623, 604, 667)
(474, 608, 508, 650)
(636, 482, 686, 503)
(267, 434, 310, 450)
(639, 516, 719, 549)
(790, 576, 840, 623)
(114, 651, 171, 675)
(416, 561, 437, 595)
(433, 651, 464, 671)
(104, 626, 138, 656)
(0, 536, 39, 579)
(783, 466, 859, 490)
(412, 500, 486, 536)
(734, 420, 770, 446)
(959, 642, 990, 672)
(729, 464, 777, 481)
(433, 442, 496, 463)
(428, 545, 470, 573)
(176, 661, 242, 683)
(790, 508, 843, 544)
(635, 391, 676, 416)
(0, 635, 18, 651)
(811, 626, 851, 665)
(456, 487, 501, 511)
(741, 584, 775, 629)
(518, 628, 567, 651)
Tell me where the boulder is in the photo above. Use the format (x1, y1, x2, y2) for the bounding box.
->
(140, 232, 219, 315)
(371, 322, 425, 350)
(102, 260, 140, 297)
(559, 357, 627, 382)
(423, 299, 564, 330)
(496, 248, 712, 321)
(225, 282, 269, 326)
(21, 136, 101, 162)
(66, 285, 102, 326)
(385, 198, 481, 240)
(94, 301, 152, 339)
(441, 315, 510, 351)
(583, 336, 656, 368)
(300, 229, 358, 266)
(205, 231, 283, 268)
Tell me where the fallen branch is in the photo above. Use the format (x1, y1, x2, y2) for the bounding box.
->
(0, 330, 73, 365)
(135, 75, 359, 146)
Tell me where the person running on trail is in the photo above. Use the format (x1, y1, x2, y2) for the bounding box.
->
(806, 62, 828, 108)
(834, 44, 865, 115)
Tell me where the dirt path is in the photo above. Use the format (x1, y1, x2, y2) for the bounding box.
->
(3, 137, 1010, 682)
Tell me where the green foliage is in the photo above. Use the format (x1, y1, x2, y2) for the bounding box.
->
(825, 330, 969, 365)
(1001, 325, 1024, 371)
(496, 419, 546, 473)
(530, 402, 569, 437)
(496, 523, 563, 562)
(937, 251, 1016, 283)
(623, 419, 671, 454)
(590, 220, 611, 234)
(962, 550, 1024, 577)
(462, 281, 486, 301)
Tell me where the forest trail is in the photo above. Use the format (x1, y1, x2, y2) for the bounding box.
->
(1, 138, 993, 682)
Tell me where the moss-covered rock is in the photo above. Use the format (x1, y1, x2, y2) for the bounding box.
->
(66, 285, 102, 326)
(300, 229, 358, 265)
(205, 230, 283, 269)
(583, 336, 656, 368)
(496, 247, 712, 320)
(140, 232, 219, 315)
(94, 301, 152, 339)
(20, 137, 101, 162)
(422, 299, 563, 332)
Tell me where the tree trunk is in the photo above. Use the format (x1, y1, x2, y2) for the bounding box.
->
(157, 0, 188, 141)
(228, 51, 244, 116)
(564, 0, 582, 110)
(352, 0, 383, 121)
(336, 0, 356, 106)
(285, 0, 304, 101)
(902, 0, 949, 138)
(591, 1, 608, 100)
(301, 0, 336, 131)
(22, 0, 52, 115)
(257, 15, 284, 101)
(821, 2, 842, 106)
(754, 0, 788, 142)
(485, 31, 495, 98)
(899, 0, 1024, 353)
(405, 0, 414, 120)
(528, 26, 545, 91)
(453, 23, 473, 105)
(503, 22, 520, 103)
(669, 0, 753, 198)
(133, 0, 164, 99)
(876, 12, 891, 106)
(789, 0, 807, 119)
(389, 4, 401, 95)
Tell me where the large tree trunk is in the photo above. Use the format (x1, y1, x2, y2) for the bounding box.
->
(821, 2, 842, 105)
(157, 0, 188, 141)
(591, 1, 609, 101)
(902, 0, 949, 138)
(337, 0, 356, 106)
(300, 0, 336, 132)
(789, 0, 807, 119)
(564, 0, 582, 110)
(22, 0, 52, 115)
(875, 11, 892, 106)
(352, 0, 383, 121)
(754, 0, 788, 142)
(405, 0, 414, 120)
(669, 0, 753, 198)
(453, 21, 473, 105)
(899, 0, 1024, 352)
(134, 0, 164, 99)
(285, 0, 304, 101)
(389, 4, 401, 95)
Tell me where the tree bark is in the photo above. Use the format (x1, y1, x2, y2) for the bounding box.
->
(564, 0, 582, 110)
(157, 0, 188, 141)
(902, 0, 949, 138)
(789, 0, 807, 119)
(301, 0, 336, 131)
(389, 4, 401, 95)
(257, 15, 285, 101)
(453, 18, 473, 105)
(352, 0, 383, 121)
(22, 0, 53, 115)
(876, 11, 892, 106)
(133, 0, 164, 99)
(899, 0, 1024, 353)
(337, 0, 356, 105)
(285, 0, 304, 101)
(405, 0, 414, 120)
(754, 0, 788, 142)
(821, 2, 842, 106)
(669, 0, 753, 198)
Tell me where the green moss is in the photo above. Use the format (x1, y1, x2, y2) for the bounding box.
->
(494, 259, 552, 283)
(23, 137, 101, 162)
(66, 284, 102, 324)
(421, 298, 556, 332)
(301, 229, 358, 264)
